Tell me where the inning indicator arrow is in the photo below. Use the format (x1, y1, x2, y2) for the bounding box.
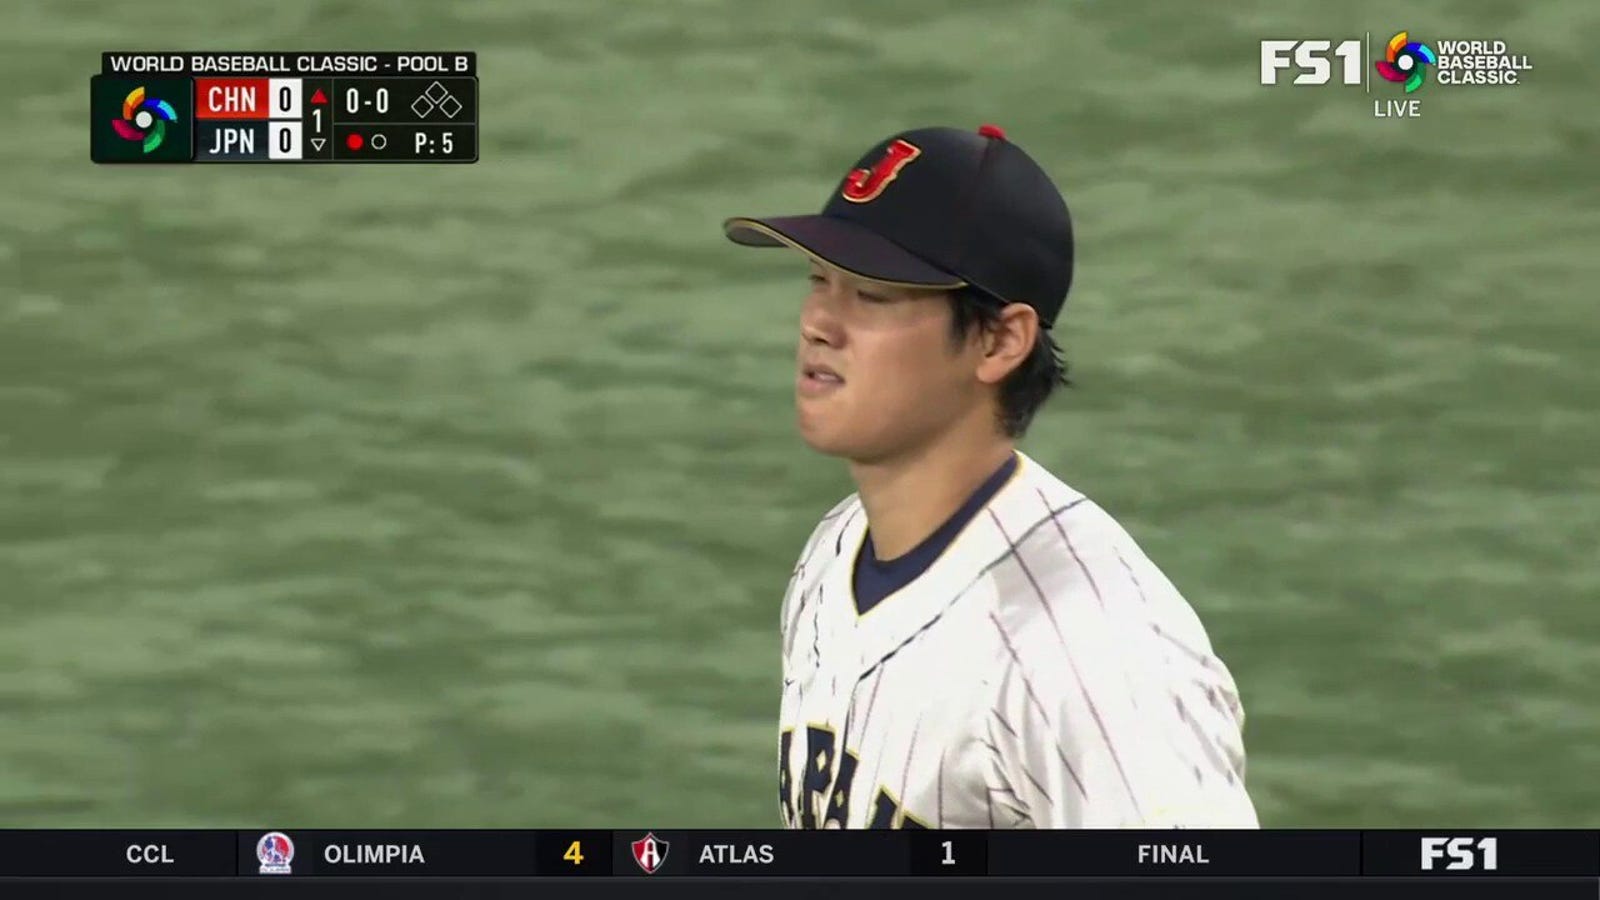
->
(310, 138, 325, 151)
(310, 88, 328, 105)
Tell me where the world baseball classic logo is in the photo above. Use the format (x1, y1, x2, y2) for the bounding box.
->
(1374, 31, 1438, 93)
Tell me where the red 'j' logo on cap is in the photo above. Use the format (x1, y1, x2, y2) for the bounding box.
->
(631, 832, 669, 874)
(840, 138, 921, 204)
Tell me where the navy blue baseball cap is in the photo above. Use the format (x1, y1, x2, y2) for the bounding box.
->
(724, 124, 1074, 327)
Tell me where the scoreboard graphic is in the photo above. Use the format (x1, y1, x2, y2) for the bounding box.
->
(90, 52, 478, 164)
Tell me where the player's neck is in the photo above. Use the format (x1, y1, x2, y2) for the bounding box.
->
(849, 426, 1016, 563)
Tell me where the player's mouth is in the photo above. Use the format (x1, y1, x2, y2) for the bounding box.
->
(797, 362, 845, 397)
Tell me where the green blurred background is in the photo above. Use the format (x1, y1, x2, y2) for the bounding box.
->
(1, 0, 1596, 829)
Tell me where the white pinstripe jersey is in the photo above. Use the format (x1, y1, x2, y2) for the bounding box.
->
(777, 452, 1259, 829)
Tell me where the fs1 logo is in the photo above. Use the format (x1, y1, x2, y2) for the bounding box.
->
(1421, 837, 1499, 871)
(1260, 40, 1362, 85)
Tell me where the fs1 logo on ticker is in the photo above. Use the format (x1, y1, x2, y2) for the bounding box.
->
(1421, 837, 1498, 872)
(1260, 30, 1533, 119)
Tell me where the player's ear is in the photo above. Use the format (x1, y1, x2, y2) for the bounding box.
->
(974, 303, 1038, 385)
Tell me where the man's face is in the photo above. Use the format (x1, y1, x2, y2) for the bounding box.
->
(795, 262, 986, 462)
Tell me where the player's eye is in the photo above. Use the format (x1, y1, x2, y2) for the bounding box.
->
(857, 289, 892, 304)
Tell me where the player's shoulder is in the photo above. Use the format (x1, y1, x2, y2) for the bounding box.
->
(990, 452, 1142, 564)
(982, 452, 1182, 616)
(985, 452, 1226, 666)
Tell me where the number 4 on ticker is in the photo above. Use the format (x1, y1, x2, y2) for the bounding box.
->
(564, 840, 584, 866)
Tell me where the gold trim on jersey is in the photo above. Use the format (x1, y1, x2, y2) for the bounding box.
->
(799, 721, 839, 829)
(851, 450, 1028, 621)
(865, 783, 932, 829)
(777, 727, 797, 828)
(823, 747, 862, 829)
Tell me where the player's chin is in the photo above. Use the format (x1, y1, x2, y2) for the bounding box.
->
(794, 408, 864, 458)
(796, 421, 896, 464)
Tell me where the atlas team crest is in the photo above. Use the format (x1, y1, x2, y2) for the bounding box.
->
(631, 832, 669, 875)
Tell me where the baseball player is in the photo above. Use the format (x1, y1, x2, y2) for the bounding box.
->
(723, 124, 1258, 829)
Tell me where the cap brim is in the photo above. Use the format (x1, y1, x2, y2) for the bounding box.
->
(724, 215, 966, 290)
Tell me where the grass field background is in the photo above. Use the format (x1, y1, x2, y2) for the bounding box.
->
(1, 0, 1597, 828)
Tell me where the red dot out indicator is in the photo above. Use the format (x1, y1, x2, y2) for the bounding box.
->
(346, 133, 364, 151)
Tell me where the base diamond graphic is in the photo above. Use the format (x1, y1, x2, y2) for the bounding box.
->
(412, 96, 435, 118)
(439, 95, 463, 118)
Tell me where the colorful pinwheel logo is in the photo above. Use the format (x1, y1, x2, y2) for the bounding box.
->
(111, 86, 178, 153)
(1375, 32, 1437, 93)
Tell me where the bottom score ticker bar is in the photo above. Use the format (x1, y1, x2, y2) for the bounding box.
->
(0, 879, 1595, 900)
(0, 830, 1594, 879)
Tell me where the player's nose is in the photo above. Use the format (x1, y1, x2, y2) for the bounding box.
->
(800, 290, 844, 347)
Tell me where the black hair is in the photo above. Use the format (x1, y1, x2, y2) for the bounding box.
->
(947, 287, 1071, 438)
